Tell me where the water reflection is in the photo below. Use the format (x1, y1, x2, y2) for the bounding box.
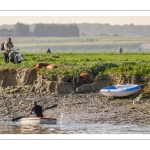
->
(0, 121, 150, 134)
(20, 125, 49, 134)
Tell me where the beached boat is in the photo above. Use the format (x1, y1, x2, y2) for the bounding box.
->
(20, 117, 57, 125)
(100, 84, 141, 97)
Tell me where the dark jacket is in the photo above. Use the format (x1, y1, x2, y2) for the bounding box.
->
(31, 105, 43, 117)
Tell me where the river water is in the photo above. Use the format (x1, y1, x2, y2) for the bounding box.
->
(0, 120, 150, 134)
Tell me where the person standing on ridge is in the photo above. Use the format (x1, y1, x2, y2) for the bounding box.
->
(118, 46, 123, 54)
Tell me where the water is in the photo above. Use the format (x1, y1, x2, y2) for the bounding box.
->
(0, 120, 150, 134)
(0, 113, 149, 134)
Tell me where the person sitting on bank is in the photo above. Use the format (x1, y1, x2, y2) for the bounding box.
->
(30, 101, 44, 117)
(4, 37, 14, 63)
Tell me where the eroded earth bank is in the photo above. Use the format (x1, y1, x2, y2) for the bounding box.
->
(0, 68, 150, 125)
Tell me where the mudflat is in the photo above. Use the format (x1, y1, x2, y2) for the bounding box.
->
(0, 92, 150, 125)
(44, 92, 150, 125)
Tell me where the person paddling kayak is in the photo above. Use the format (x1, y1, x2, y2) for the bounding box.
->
(30, 101, 44, 117)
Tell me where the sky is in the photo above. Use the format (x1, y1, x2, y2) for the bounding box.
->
(1, 16, 150, 26)
(1, 0, 150, 26)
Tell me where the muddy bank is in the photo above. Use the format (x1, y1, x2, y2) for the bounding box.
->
(44, 92, 150, 125)
(0, 68, 149, 94)
(0, 68, 149, 125)
(0, 91, 150, 125)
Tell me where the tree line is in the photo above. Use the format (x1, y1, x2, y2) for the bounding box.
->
(78, 23, 150, 36)
(2, 22, 150, 37)
(0, 22, 79, 37)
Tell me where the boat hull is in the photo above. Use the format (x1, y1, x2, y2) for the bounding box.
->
(20, 117, 57, 125)
(100, 84, 141, 97)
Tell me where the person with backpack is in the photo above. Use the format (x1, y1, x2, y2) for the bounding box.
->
(3, 38, 14, 63)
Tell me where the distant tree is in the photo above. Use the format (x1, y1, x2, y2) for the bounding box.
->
(0, 29, 14, 36)
(80, 32, 86, 36)
(34, 23, 46, 36)
(14, 22, 30, 36)
(33, 23, 79, 37)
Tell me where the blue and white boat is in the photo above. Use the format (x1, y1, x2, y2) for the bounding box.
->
(100, 84, 141, 97)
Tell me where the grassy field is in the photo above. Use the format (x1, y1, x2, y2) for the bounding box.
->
(1, 36, 150, 52)
(0, 36, 150, 80)
(0, 52, 150, 80)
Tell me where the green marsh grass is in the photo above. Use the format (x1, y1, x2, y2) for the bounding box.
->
(1, 52, 150, 79)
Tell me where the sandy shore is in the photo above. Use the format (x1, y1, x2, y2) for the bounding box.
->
(0, 91, 150, 125)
